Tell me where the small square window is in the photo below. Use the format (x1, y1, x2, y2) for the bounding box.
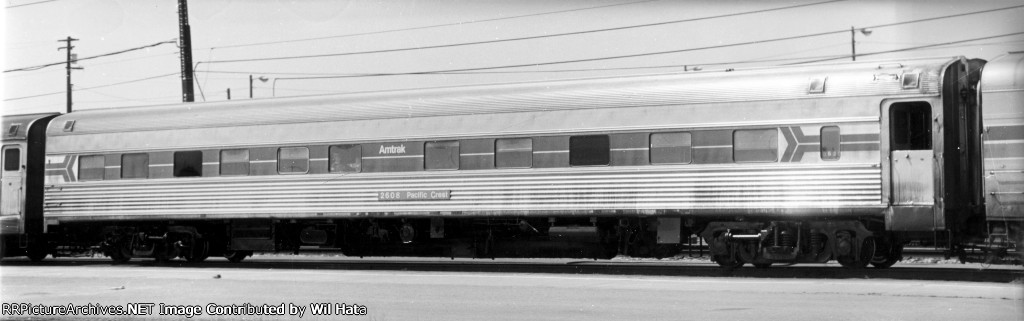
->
(820, 126, 841, 161)
(902, 73, 920, 89)
(220, 149, 250, 176)
(570, 135, 610, 166)
(495, 138, 532, 168)
(425, 141, 460, 170)
(78, 155, 105, 180)
(121, 153, 149, 179)
(279, 147, 309, 174)
(329, 145, 361, 173)
(62, 120, 75, 132)
(7, 124, 20, 137)
(808, 77, 827, 94)
(174, 151, 203, 177)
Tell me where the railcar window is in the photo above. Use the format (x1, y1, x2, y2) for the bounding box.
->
(78, 155, 104, 180)
(495, 138, 533, 168)
(890, 102, 932, 150)
(220, 149, 250, 176)
(173, 151, 203, 177)
(425, 141, 460, 170)
(121, 153, 149, 179)
(570, 135, 610, 166)
(820, 126, 841, 161)
(734, 129, 779, 162)
(3, 148, 19, 171)
(278, 147, 310, 174)
(650, 132, 692, 164)
(7, 124, 20, 137)
(329, 144, 361, 173)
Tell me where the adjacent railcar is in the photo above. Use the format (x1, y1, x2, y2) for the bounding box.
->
(4, 53, 1021, 267)
(0, 113, 59, 260)
(976, 52, 1024, 260)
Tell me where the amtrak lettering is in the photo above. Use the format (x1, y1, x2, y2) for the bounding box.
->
(362, 142, 424, 172)
(379, 144, 407, 154)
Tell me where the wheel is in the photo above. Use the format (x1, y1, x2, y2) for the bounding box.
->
(838, 237, 875, 268)
(25, 239, 50, 262)
(108, 245, 132, 263)
(184, 239, 210, 263)
(870, 239, 902, 269)
(26, 247, 48, 262)
(224, 250, 252, 263)
(152, 242, 178, 263)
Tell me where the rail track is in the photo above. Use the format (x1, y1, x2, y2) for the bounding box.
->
(2, 255, 1020, 284)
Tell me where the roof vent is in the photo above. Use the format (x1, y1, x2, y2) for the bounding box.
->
(62, 120, 76, 132)
(901, 73, 920, 89)
(807, 77, 827, 94)
(7, 124, 20, 136)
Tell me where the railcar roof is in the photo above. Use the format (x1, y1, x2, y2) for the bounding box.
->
(48, 56, 962, 137)
(1, 112, 59, 142)
(981, 51, 1024, 92)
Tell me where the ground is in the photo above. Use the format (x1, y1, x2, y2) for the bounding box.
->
(1, 259, 1022, 320)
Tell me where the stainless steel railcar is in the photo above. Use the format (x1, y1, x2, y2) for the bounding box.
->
(0, 113, 59, 260)
(2, 53, 1022, 267)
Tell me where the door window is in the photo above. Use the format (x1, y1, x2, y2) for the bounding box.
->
(890, 102, 932, 150)
(3, 148, 19, 171)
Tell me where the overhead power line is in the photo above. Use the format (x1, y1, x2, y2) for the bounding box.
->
(3, 72, 179, 102)
(787, 31, 1024, 65)
(5, 0, 56, 8)
(196, 43, 860, 77)
(202, 36, 1024, 78)
(204, 2, 1023, 66)
(241, 29, 1024, 83)
(210, 0, 659, 50)
(87, 51, 180, 68)
(243, 32, 1024, 86)
(204, 0, 849, 64)
(4, 39, 177, 73)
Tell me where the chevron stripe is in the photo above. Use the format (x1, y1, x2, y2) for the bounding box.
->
(44, 154, 76, 183)
(782, 127, 878, 162)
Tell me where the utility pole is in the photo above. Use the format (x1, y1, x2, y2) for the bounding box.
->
(178, 0, 195, 102)
(850, 26, 856, 61)
(849, 27, 873, 61)
(58, 37, 82, 114)
(249, 75, 268, 99)
(227, 88, 231, 100)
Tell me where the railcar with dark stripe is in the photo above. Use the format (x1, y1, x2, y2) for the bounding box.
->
(2, 53, 1021, 267)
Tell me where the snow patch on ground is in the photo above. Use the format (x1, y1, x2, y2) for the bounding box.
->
(612, 254, 712, 262)
(899, 256, 963, 264)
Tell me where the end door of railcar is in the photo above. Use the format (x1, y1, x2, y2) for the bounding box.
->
(1, 144, 27, 254)
(884, 59, 985, 236)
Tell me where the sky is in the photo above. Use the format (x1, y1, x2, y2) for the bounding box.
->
(2, 0, 1023, 115)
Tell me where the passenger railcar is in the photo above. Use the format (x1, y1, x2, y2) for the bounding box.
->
(0, 113, 59, 260)
(2, 53, 1022, 267)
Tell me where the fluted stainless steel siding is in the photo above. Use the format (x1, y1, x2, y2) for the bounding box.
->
(44, 164, 882, 221)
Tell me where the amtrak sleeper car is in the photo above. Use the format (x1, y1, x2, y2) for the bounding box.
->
(2, 52, 1022, 267)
